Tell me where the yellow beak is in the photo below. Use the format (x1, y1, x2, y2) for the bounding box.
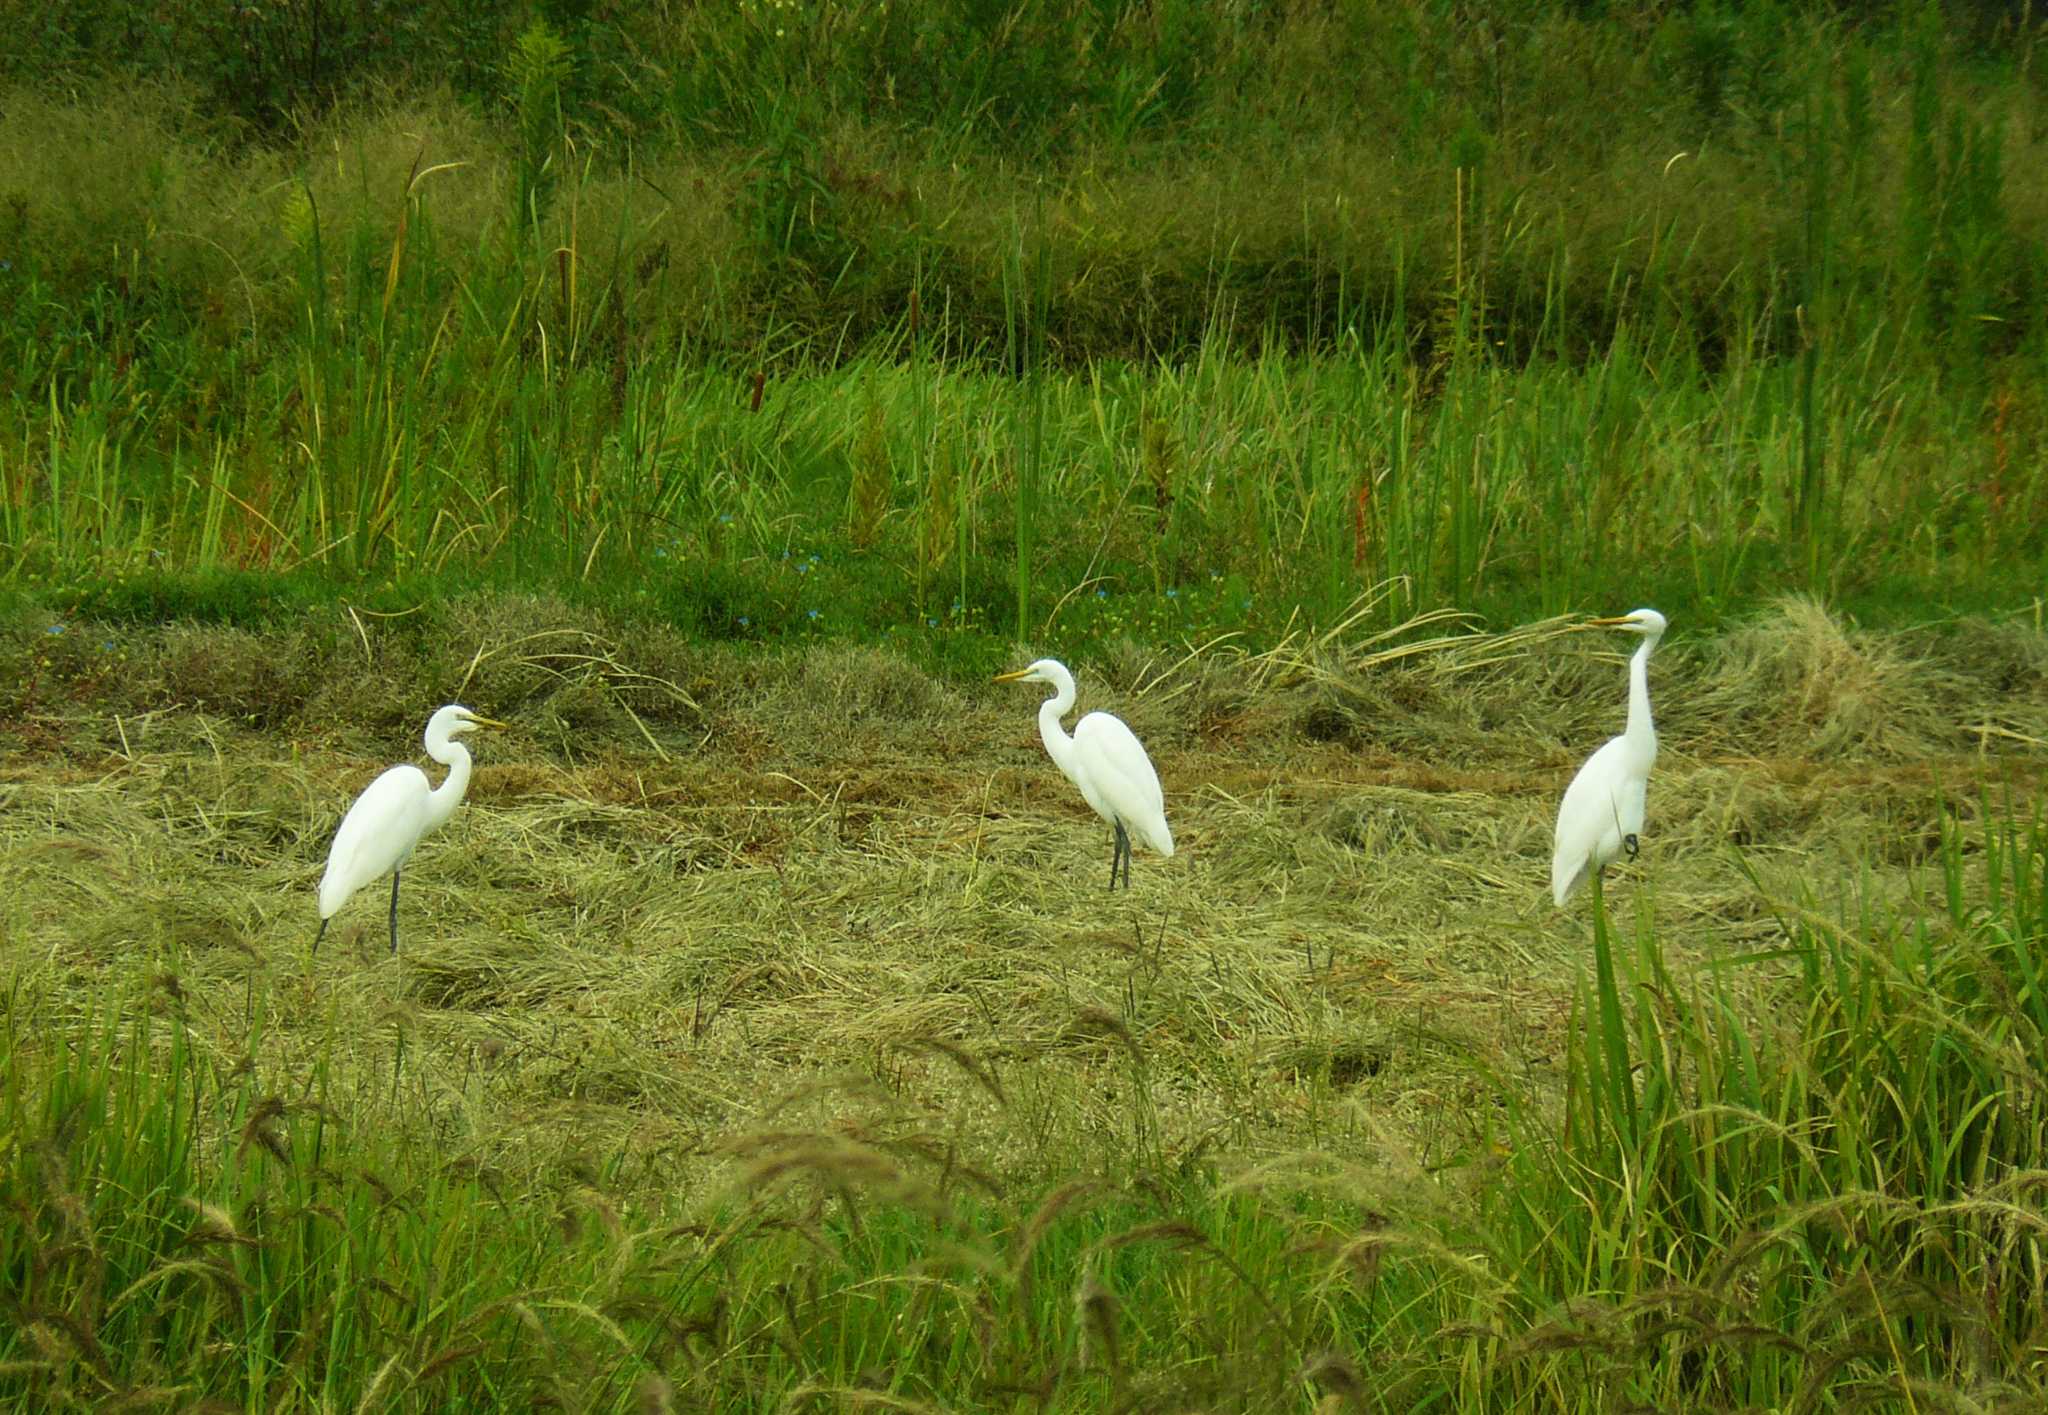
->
(992, 668, 1033, 683)
(1583, 616, 1637, 628)
(466, 715, 510, 730)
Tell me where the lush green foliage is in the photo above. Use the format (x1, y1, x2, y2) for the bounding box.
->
(6, 1, 2048, 356)
(3, 2, 2047, 638)
(5, 317, 2042, 650)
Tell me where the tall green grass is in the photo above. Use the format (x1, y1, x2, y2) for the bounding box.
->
(7, 276, 2040, 643)
(4, 3, 2047, 635)
(1441, 797, 2048, 1405)
(7, 798, 2045, 1407)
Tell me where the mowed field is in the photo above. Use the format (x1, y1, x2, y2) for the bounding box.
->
(6, 594, 2047, 1407)
(11, 1, 2048, 1403)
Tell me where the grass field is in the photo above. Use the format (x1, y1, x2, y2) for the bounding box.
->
(7, 0, 2048, 1406)
(5, 595, 2048, 1408)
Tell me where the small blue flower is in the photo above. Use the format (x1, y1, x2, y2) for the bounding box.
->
(797, 561, 811, 574)
(1166, 588, 1179, 599)
(45, 622, 66, 636)
(739, 616, 751, 628)
(1094, 588, 1107, 599)
(781, 548, 791, 560)
(807, 608, 821, 621)
(101, 640, 115, 651)
(654, 546, 668, 559)
(926, 617, 938, 627)
(718, 514, 734, 525)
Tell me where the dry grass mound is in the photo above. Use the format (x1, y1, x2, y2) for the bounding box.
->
(1689, 596, 1970, 759)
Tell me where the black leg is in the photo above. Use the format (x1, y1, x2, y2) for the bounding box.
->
(1622, 833, 1640, 860)
(1114, 821, 1132, 891)
(388, 868, 402, 954)
(1107, 826, 1121, 890)
(313, 917, 328, 958)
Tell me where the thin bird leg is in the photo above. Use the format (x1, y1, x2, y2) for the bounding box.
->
(1115, 821, 1133, 891)
(1108, 824, 1123, 891)
(313, 917, 328, 958)
(388, 868, 402, 954)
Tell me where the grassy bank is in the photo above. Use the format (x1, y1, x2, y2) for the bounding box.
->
(3, 3, 2048, 639)
(7, 2, 2048, 361)
(8, 338, 2045, 653)
(4, 602, 2047, 1407)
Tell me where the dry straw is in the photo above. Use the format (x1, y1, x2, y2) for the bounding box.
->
(4, 592, 2041, 1207)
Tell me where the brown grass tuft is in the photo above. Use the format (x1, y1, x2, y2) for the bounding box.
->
(1072, 1269, 1123, 1383)
(179, 1200, 263, 1250)
(1700, 596, 1959, 759)
(235, 1097, 292, 1166)
(634, 1370, 676, 1415)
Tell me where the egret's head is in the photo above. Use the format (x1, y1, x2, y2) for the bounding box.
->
(429, 704, 507, 739)
(993, 658, 1065, 686)
(1587, 607, 1667, 639)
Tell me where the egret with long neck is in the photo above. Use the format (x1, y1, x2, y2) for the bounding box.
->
(995, 658, 1173, 889)
(1551, 609, 1666, 906)
(316, 704, 505, 954)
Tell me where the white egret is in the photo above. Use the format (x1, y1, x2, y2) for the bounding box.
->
(1551, 609, 1667, 906)
(315, 704, 505, 954)
(995, 658, 1174, 889)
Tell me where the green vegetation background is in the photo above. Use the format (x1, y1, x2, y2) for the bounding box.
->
(2, 0, 2044, 657)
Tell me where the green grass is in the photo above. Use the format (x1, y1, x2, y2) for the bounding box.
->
(7, 2, 2048, 1404)
(4, 3, 2048, 640)
(7, 337, 2044, 654)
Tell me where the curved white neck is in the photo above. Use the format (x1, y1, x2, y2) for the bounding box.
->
(424, 738, 474, 833)
(1035, 668, 1080, 777)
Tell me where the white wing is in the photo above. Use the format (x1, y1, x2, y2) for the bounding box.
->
(1053, 751, 1116, 826)
(319, 765, 431, 919)
(1073, 712, 1174, 857)
(1551, 735, 1630, 905)
(1617, 773, 1649, 841)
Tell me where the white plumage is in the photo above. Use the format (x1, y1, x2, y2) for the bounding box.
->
(997, 658, 1173, 888)
(316, 703, 504, 953)
(1552, 609, 1666, 906)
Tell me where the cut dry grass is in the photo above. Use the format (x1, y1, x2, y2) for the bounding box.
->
(4, 593, 2047, 1407)
(4, 593, 2042, 1199)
